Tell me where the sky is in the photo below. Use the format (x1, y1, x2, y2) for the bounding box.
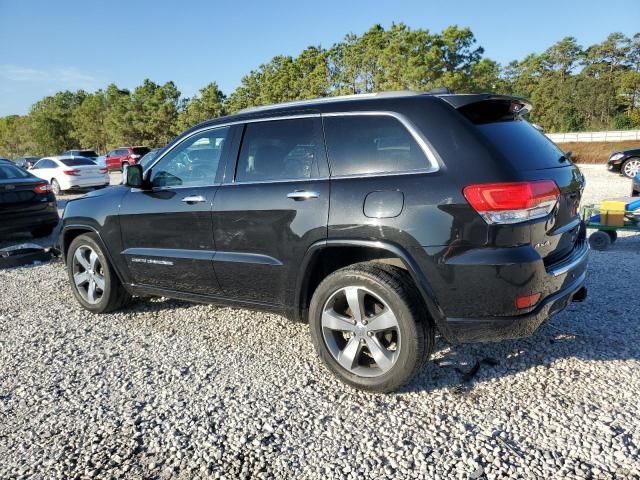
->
(0, 0, 638, 116)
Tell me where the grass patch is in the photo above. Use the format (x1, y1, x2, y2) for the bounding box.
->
(556, 141, 640, 164)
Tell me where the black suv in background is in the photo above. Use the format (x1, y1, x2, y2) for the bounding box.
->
(58, 92, 589, 392)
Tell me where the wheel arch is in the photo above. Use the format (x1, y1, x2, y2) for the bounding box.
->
(61, 225, 127, 285)
(293, 239, 445, 326)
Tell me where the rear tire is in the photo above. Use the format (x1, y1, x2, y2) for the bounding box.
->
(51, 178, 61, 196)
(589, 230, 612, 251)
(67, 233, 131, 313)
(605, 230, 617, 243)
(309, 262, 433, 392)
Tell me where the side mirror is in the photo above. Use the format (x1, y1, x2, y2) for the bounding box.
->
(125, 164, 145, 188)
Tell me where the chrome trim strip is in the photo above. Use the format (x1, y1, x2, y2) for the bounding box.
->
(322, 111, 441, 173)
(143, 110, 441, 185)
(547, 240, 589, 277)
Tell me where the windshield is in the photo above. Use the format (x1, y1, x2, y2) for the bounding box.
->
(0, 164, 31, 180)
(61, 158, 96, 166)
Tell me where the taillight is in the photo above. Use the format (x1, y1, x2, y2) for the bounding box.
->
(463, 180, 559, 224)
(33, 183, 52, 194)
(63, 169, 81, 176)
(130, 154, 141, 159)
(99, 167, 108, 174)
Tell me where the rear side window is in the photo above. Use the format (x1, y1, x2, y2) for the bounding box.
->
(236, 118, 324, 182)
(324, 115, 428, 176)
(61, 158, 95, 166)
(475, 120, 566, 171)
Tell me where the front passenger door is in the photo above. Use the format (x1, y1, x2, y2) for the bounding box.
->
(119, 126, 233, 295)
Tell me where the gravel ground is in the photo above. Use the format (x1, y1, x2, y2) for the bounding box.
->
(1, 166, 639, 479)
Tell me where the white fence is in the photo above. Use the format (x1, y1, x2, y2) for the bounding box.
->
(546, 130, 640, 143)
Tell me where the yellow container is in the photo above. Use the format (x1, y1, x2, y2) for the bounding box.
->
(600, 200, 626, 227)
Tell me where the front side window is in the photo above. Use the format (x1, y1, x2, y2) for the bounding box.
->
(150, 127, 230, 188)
(324, 115, 428, 176)
(236, 118, 323, 182)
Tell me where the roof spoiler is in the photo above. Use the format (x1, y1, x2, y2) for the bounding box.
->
(437, 93, 532, 115)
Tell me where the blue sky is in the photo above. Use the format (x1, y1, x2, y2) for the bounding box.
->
(0, 0, 638, 116)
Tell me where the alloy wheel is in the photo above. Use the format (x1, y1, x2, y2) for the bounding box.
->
(623, 159, 640, 178)
(321, 286, 401, 377)
(72, 245, 105, 304)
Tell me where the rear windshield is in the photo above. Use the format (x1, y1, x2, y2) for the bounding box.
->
(61, 158, 96, 166)
(132, 147, 150, 155)
(459, 99, 566, 171)
(78, 150, 98, 157)
(476, 120, 566, 171)
(0, 164, 31, 180)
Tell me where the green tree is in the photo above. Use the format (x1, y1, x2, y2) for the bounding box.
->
(177, 82, 226, 130)
(72, 91, 108, 152)
(29, 90, 85, 155)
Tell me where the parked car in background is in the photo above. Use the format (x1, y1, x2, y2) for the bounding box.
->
(607, 147, 640, 178)
(15, 156, 41, 169)
(94, 155, 107, 168)
(632, 172, 640, 197)
(59, 92, 589, 392)
(105, 146, 150, 171)
(62, 149, 100, 163)
(0, 161, 58, 238)
(30, 156, 109, 195)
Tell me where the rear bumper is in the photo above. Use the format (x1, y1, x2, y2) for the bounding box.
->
(0, 209, 59, 235)
(62, 177, 110, 190)
(442, 272, 587, 343)
(434, 238, 590, 343)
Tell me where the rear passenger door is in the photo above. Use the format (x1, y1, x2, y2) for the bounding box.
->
(212, 115, 330, 306)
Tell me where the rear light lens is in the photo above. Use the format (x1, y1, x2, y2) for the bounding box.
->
(99, 167, 108, 174)
(33, 183, 52, 194)
(516, 292, 541, 309)
(63, 169, 81, 176)
(463, 180, 560, 224)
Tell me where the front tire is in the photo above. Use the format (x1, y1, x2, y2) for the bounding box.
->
(622, 157, 640, 178)
(309, 263, 433, 392)
(67, 233, 131, 313)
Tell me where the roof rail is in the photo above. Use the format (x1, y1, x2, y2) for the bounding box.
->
(237, 90, 422, 114)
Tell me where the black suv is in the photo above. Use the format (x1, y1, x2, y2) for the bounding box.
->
(58, 92, 589, 392)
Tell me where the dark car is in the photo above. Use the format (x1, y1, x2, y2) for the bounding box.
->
(62, 149, 100, 163)
(58, 92, 588, 392)
(15, 156, 41, 169)
(105, 146, 150, 171)
(0, 161, 59, 238)
(607, 147, 640, 178)
(632, 172, 640, 197)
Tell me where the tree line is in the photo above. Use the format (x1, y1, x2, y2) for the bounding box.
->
(1, 24, 639, 158)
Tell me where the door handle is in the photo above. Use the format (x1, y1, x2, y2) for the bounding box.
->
(287, 190, 320, 201)
(181, 195, 206, 204)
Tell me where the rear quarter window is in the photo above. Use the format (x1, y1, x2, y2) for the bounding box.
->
(323, 115, 428, 176)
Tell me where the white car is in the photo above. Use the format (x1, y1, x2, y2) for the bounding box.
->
(30, 156, 110, 195)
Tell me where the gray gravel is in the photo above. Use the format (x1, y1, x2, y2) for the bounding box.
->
(1, 166, 639, 479)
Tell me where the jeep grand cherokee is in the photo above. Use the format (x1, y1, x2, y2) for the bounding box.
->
(58, 91, 589, 392)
